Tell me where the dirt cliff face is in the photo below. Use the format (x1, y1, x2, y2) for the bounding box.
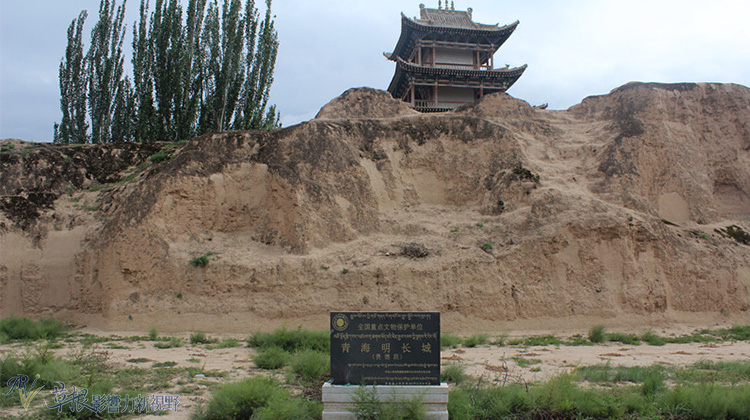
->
(1, 82, 749, 332)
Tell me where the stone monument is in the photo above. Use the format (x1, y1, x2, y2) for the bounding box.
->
(322, 311, 448, 420)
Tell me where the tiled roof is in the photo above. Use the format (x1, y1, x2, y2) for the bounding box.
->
(414, 6, 499, 30)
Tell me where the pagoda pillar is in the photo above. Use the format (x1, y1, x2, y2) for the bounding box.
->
(411, 84, 416, 107)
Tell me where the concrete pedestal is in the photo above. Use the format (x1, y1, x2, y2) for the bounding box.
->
(321, 382, 449, 420)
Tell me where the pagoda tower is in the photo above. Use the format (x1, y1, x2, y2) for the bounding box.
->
(384, 2, 527, 112)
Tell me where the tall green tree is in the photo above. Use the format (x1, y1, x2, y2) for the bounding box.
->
(56, 0, 280, 144)
(54, 11, 89, 144)
(132, 0, 157, 142)
(234, 0, 279, 130)
(87, 0, 128, 143)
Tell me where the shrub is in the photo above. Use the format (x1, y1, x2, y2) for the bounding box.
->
(253, 347, 290, 370)
(148, 327, 158, 341)
(0, 317, 67, 341)
(725, 225, 750, 245)
(463, 334, 488, 348)
(190, 253, 212, 267)
(479, 242, 493, 251)
(350, 386, 426, 420)
(588, 325, 606, 343)
(154, 337, 183, 349)
(251, 394, 322, 420)
(247, 327, 329, 353)
(441, 363, 467, 384)
(290, 350, 329, 381)
(522, 335, 563, 347)
(195, 376, 287, 420)
(215, 338, 240, 349)
(190, 332, 213, 345)
(641, 330, 667, 346)
(440, 333, 462, 350)
(149, 151, 168, 162)
(606, 332, 641, 345)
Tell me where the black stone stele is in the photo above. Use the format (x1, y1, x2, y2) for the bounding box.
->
(330, 311, 440, 386)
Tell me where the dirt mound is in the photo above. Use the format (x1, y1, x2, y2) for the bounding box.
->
(1, 82, 749, 332)
(315, 87, 419, 119)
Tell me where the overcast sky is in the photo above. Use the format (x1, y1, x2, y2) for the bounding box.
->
(1, 0, 749, 142)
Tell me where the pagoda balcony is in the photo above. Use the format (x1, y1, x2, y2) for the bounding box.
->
(414, 100, 473, 111)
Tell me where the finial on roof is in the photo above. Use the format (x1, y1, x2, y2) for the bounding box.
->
(419, 3, 425, 9)
(438, 0, 442, 10)
(467, 7, 472, 18)
(451, 1, 455, 11)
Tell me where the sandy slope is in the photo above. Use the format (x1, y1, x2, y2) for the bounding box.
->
(0, 83, 749, 332)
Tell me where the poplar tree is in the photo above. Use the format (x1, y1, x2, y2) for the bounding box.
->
(55, 0, 280, 143)
(54, 11, 89, 144)
(87, 0, 128, 143)
(132, 0, 157, 142)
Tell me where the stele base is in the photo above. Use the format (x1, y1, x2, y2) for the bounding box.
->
(321, 382, 449, 420)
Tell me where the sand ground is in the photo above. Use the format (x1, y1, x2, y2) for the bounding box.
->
(2, 324, 749, 419)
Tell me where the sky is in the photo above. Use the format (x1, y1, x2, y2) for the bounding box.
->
(1, 0, 749, 142)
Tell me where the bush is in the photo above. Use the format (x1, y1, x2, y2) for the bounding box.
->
(588, 325, 606, 343)
(247, 327, 329, 353)
(154, 337, 183, 349)
(190, 253, 212, 267)
(350, 386, 426, 420)
(290, 350, 329, 381)
(149, 151, 168, 162)
(148, 327, 158, 341)
(606, 332, 641, 345)
(191, 332, 214, 345)
(253, 347, 290, 370)
(440, 363, 467, 384)
(195, 376, 287, 420)
(641, 330, 667, 346)
(440, 333, 462, 350)
(463, 334, 488, 348)
(251, 394, 322, 420)
(0, 317, 67, 341)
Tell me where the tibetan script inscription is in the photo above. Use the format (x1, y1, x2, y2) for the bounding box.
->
(330, 311, 440, 385)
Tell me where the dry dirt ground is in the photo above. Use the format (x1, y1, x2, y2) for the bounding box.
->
(2, 324, 750, 419)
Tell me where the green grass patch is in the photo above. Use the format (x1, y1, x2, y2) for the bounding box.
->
(641, 330, 667, 346)
(190, 253, 213, 267)
(193, 376, 321, 420)
(513, 356, 542, 368)
(463, 334, 488, 348)
(289, 350, 329, 382)
(247, 327, 329, 353)
(153, 337, 183, 349)
(126, 358, 150, 363)
(441, 363, 468, 385)
(190, 332, 216, 345)
(517, 335, 563, 347)
(149, 151, 169, 163)
(440, 333, 462, 350)
(212, 338, 240, 349)
(152, 361, 178, 368)
(606, 332, 641, 345)
(588, 325, 606, 343)
(0, 317, 67, 342)
(253, 346, 291, 370)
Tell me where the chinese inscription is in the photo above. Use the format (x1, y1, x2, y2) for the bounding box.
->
(330, 311, 440, 385)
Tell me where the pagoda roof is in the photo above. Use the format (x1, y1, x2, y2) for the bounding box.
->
(415, 6, 501, 30)
(387, 57, 527, 99)
(387, 11, 519, 62)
